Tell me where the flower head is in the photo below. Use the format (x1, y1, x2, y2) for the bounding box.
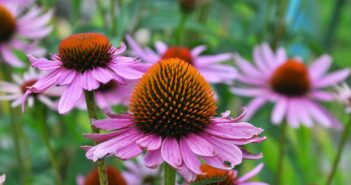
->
(0, 0, 52, 67)
(84, 58, 265, 182)
(22, 32, 145, 114)
(232, 43, 350, 128)
(190, 163, 267, 185)
(76, 166, 127, 185)
(126, 35, 237, 84)
(0, 69, 60, 109)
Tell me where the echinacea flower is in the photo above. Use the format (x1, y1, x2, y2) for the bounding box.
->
(190, 163, 267, 185)
(84, 58, 265, 182)
(76, 166, 127, 185)
(126, 35, 237, 84)
(232, 43, 350, 128)
(0, 0, 52, 67)
(334, 83, 351, 113)
(122, 156, 160, 185)
(77, 80, 136, 110)
(22, 32, 145, 114)
(0, 69, 60, 109)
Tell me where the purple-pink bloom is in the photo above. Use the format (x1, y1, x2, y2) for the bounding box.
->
(83, 59, 265, 182)
(22, 33, 145, 114)
(232, 43, 350, 128)
(126, 35, 237, 84)
(0, 0, 52, 67)
(0, 69, 61, 109)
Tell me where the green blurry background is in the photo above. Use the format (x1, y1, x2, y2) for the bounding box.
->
(1, 0, 351, 184)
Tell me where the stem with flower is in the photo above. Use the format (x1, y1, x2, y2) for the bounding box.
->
(275, 121, 288, 185)
(35, 102, 62, 185)
(326, 115, 351, 185)
(164, 163, 176, 185)
(84, 90, 108, 185)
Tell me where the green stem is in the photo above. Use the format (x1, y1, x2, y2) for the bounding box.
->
(164, 163, 176, 185)
(271, 0, 288, 50)
(84, 91, 108, 185)
(323, 0, 346, 51)
(110, 0, 118, 37)
(325, 115, 351, 185)
(0, 63, 29, 185)
(175, 13, 188, 45)
(36, 103, 62, 185)
(275, 121, 288, 185)
(96, 0, 108, 31)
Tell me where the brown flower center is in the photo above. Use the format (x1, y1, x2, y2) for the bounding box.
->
(161, 47, 193, 65)
(84, 166, 127, 185)
(130, 58, 216, 138)
(20, 79, 38, 94)
(0, 5, 16, 43)
(269, 59, 310, 97)
(192, 164, 235, 185)
(58, 33, 114, 72)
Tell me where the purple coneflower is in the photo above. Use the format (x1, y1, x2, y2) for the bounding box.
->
(84, 58, 265, 182)
(0, 0, 52, 67)
(232, 43, 349, 128)
(0, 69, 60, 109)
(126, 35, 237, 84)
(190, 163, 267, 185)
(22, 32, 144, 114)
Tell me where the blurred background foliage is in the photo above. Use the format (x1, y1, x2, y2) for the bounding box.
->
(1, 0, 351, 184)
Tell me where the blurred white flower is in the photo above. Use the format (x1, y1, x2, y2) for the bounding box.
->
(334, 83, 351, 113)
(0, 174, 6, 185)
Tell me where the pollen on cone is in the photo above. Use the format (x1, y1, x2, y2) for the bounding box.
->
(129, 58, 217, 138)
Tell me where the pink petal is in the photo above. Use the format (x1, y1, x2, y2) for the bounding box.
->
(308, 55, 332, 80)
(144, 149, 164, 169)
(155, 41, 168, 54)
(180, 138, 202, 174)
(237, 163, 264, 183)
(1, 46, 24, 67)
(313, 69, 350, 88)
(191, 45, 207, 57)
(109, 64, 144, 80)
(28, 54, 62, 70)
(161, 138, 183, 168)
(185, 134, 216, 157)
(92, 67, 114, 84)
(58, 74, 83, 114)
(137, 134, 162, 150)
(93, 118, 134, 130)
(81, 71, 100, 91)
(272, 97, 287, 124)
(206, 123, 263, 140)
(195, 53, 232, 66)
(56, 69, 77, 85)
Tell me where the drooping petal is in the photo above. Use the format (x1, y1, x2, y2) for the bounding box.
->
(93, 118, 134, 130)
(185, 134, 216, 157)
(161, 138, 183, 168)
(180, 138, 202, 174)
(237, 163, 265, 183)
(137, 134, 162, 151)
(58, 74, 83, 114)
(81, 71, 100, 91)
(144, 149, 164, 169)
